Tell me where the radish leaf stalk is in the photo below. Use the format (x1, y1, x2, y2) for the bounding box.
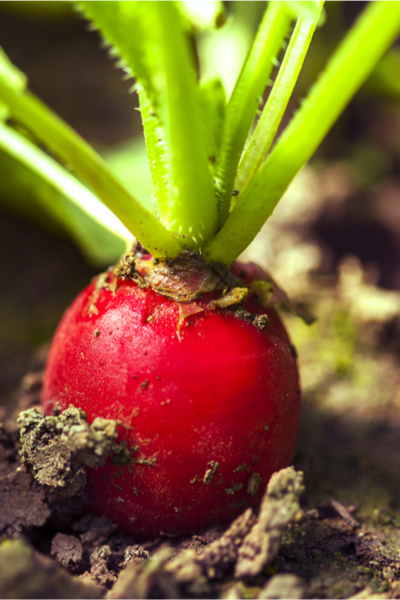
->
(152, 2, 217, 248)
(0, 121, 132, 261)
(214, 2, 292, 227)
(0, 54, 182, 259)
(79, 1, 217, 249)
(76, 2, 164, 115)
(236, 1, 324, 199)
(138, 86, 170, 226)
(198, 77, 226, 173)
(205, 0, 400, 265)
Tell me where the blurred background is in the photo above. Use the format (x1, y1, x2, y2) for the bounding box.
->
(1, 0, 400, 536)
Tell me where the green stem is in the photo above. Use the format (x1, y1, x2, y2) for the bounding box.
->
(236, 2, 323, 198)
(0, 121, 130, 262)
(138, 86, 170, 226)
(155, 1, 217, 249)
(214, 2, 292, 227)
(205, 0, 400, 265)
(0, 120, 131, 239)
(0, 79, 183, 259)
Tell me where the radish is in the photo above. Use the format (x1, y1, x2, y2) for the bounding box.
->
(42, 253, 301, 538)
(1, 1, 399, 538)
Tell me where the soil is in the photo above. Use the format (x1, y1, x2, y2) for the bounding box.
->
(2, 5, 400, 599)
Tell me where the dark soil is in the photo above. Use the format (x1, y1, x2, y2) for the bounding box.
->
(2, 5, 400, 599)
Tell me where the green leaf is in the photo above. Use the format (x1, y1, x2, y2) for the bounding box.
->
(101, 136, 153, 213)
(138, 86, 170, 225)
(214, 2, 292, 227)
(197, 2, 265, 101)
(205, 0, 400, 265)
(78, 1, 217, 250)
(0, 101, 9, 121)
(149, 2, 217, 249)
(198, 78, 226, 171)
(283, 1, 322, 22)
(0, 46, 27, 92)
(0, 122, 130, 264)
(77, 1, 163, 114)
(177, 0, 225, 32)
(366, 48, 400, 99)
(0, 48, 183, 259)
(236, 1, 324, 198)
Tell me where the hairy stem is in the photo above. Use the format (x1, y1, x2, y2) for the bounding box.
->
(138, 86, 170, 226)
(214, 2, 292, 227)
(236, 2, 323, 198)
(205, 0, 400, 265)
(0, 81, 183, 258)
(155, 2, 217, 249)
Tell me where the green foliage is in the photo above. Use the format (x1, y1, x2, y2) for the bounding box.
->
(177, 0, 225, 32)
(0, 1, 399, 264)
(78, 1, 217, 249)
(236, 2, 324, 198)
(0, 47, 26, 92)
(0, 43, 182, 259)
(198, 78, 226, 174)
(283, 1, 322, 21)
(214, 2, 292, 226)
(150, 2, 217, 247)
(205, 0, 400, 264)
(366, 48, 400, 99)
(0, 122, 129, 264)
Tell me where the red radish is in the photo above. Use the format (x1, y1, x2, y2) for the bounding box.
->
(42, 254, 301, 539)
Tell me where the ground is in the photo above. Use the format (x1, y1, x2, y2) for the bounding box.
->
(1, 5, 400, 599)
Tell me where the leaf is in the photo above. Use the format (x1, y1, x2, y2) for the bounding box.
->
(137, 86, 169, 225)
(0, 122, 131, 264)
(198, 78, 226, 171)
(283, 1, 322, 23)
(77, 1, 217, 250)
(177, 0, 225, 32)
(0, 46, 182, 259)
(77, 1, 164, 115)
(0, 46, 27, 92)
(236, 1, 324, 197)
(205, 0, 400, 265)
(366, 48, 400, 99)
(101, 136, 153, 213)
(197, 2, 265, 100)
(153, 2, 217, 248)
(0, 100, 9, 121)
(214, 2, 292, 226)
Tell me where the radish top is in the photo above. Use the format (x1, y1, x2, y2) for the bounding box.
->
(0, 1, 400, 265)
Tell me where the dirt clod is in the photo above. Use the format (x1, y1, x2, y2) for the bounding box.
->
(235, 467, 304, 579)
(51, 533, 83, 570)
(106, 546, 180, 600)
(123, 544, 151, 565)
(258, 574, 307, 599)
(0, 469, 50, 539)
(84, 545, 117, 587)
(196, 507, 257, 578)
(18, 405, 131, 496)
(0, 538, 101, 599)
(74, 515, 118, 546)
